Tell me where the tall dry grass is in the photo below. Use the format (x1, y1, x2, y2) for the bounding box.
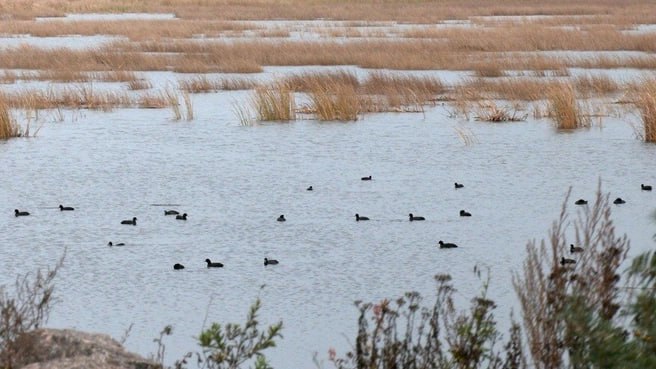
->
(548, 82, 590, 129)
(0, 97, 20, 139)
(633, 79, 656, 142)
(4, 0, 656, 24)
(307, 81, 360, 121)
(252, 83, 295, 121)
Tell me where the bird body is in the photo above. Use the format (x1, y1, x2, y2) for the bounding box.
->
(14, 209, 30, 217)
(205, 258, 224, 268)
(355, 213, 370, 221)
(561, 257, 576, 265)
(570, 244, 584, 253)
(59, 205, 74, 211)
(264, 258, 279, 266)
(409, 213, 425, 221)
(121, 217, 137, 225)
(439, 240, 458, 248)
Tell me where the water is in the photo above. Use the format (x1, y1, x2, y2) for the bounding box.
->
(0, 92, 655, 368)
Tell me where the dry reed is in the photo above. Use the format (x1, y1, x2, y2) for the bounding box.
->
(252, 83, 296, 121)
(474, 101, 527, 122)
(0, 97, 20, 139)
(128, 78, 152, 90)
(633, 79, 656, 142)
(548, 82, 590, 129)
(307, 81, 360, 121)
(178, 75, 219, 93)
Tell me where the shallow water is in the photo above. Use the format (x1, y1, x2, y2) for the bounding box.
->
(1, 91, 655, 368)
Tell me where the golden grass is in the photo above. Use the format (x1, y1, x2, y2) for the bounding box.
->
(127, 78, 152, 90)
(547, 83, 590, 129)
(0, 97, 20, 139)
(4, 0, 656, 24)
(633, 79, 656, 142)
(573, 74, 619, 96)
(252, 83, 296, 121)
(178, 75, 218, 93)
(307, 81, 360, 121)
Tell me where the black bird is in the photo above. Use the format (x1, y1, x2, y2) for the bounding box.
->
(560, 257, 576, 265)
(409, 213, 425, 221)
(277, 215, 286, 222)
(613, 197, 626, 204)
(438, 240, 458, 249)
(164, 210, 180, 215)
(307, 186, 313, 191)
(570, 244, 584, 253)
(641, 184, 652, 191)
(355, 213, 370, 221)
(108, 242, 125, 247)
(459, 210, 471, 217)
(121, 217, 137, 225)
(574, 199, 587, 205)
(264, 258, 279, 266)
(361, 176, 372, 181)
(59, 205, 74, 211)
(173, 263, 185, 270)
(205, 259, 224, 268)
(14, 209, 30, 217)
(176, 213, 188, 220)
(454, 182, 464, 189)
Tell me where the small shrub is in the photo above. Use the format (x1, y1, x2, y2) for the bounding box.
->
(199, 298, 282, 369)
(474, 101, 527, 122)
(0, 253, 65, 368)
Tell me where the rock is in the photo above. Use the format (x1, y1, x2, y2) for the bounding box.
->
(12, 328, 159, 369)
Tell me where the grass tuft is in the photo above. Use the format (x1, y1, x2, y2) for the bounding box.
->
(548, 83, 590, 129)
(633, 79, 656, 142)
(252, 83, 296, 121)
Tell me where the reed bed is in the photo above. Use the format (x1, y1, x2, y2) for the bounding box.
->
(127, 78, 152, 91)
(307, 81, 360, 121)
(0, 97, 20, 139)
(4, 0, 656, 24)
(178, 75, 219, 93)
(573, 74, 620, 96)
(2, 41, 656, 75)
(0, 87, 175, 111)
(633, 79, 656, 142)
(252, 83, 296, 121)
(177, 74, 258, 91)
(547, 82, 590, 129)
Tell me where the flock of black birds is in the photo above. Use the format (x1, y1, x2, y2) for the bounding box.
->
(12, 181, 652, 270)
(560, 183, 652, 266)
(11, 205, 264, 270)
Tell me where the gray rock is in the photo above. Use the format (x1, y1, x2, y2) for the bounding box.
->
(13, 328, 160, 369)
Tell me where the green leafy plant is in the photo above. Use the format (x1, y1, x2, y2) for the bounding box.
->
(199, 298, 282, 369)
